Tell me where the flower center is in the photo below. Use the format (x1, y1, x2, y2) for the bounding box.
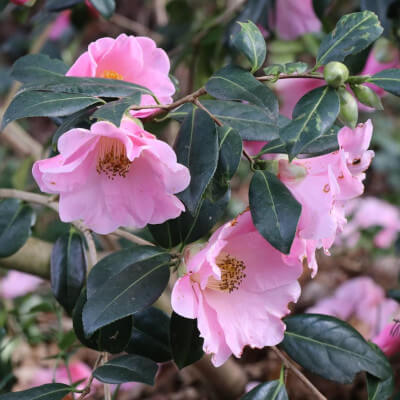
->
(101, 70, 123, 80)
(96, 137, 131, 179)
(206, 253, 247, 293)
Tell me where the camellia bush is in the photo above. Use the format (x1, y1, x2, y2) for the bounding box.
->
(1, 0, 400, 399)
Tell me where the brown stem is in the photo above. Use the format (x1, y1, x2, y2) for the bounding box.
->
(76, 353, 103, 400)
(271, 346, 327, 400)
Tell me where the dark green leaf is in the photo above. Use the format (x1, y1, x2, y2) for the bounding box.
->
(170, 312, 204, 369)
(387, 288, 400, 302)
(241, 380, 288, 400)
(312, 0, 333, 20)
(175, 108, 218, 214)
(280, 86, 339, 159)
(52, 107, 93, 150)
(73, 288, 133, 353)
(249, 170, 301, 254)
(92, 93, 142, 126)
(367, 372, 394, 400)
(83, 247, 170, 335)
(45, 0, 84, 11)
(208, 126, 242, 201)
(171, 100, 279, 141)
(300, 124, 340, 157)
(88, 0, 115, 18)
(205, 65, 278, 116)
(368, 68, 400, 96)
(281, 314, 392, 384)
(0, 384, 72, 400)
(93, 355, 157, 385)
(231, 20, 267, 73)
(361, 0, 396, 36)
(149, 190, 230, 249)
(316, 11, 383, 66)
(1, 91, 104, 129)
(51, 230, 87, 315)
(11, 54, 68, 83)
(0, 199, 35, 257)
(125, 307, 171, 362)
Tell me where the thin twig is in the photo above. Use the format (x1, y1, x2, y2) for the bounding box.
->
(76, 353, 103, 400)
(112, 229, 155, 247)
(271, 346, 327, 400)
(193, 99, 223, 126)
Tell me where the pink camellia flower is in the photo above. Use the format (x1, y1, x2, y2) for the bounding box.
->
(49, 11, 72, 41)
(280, 121, 374, 275)
(270, 0, 321, 40)
(307, 277, 400, 356)
(340, 197, 400, 249)
(32, 118, 190, 234)
(67, 34, 175, 118)
(0, 271, 42, 299)
(171, 210, 303, 367)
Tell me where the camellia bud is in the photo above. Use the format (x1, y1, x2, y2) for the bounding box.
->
(338, 87, 358, 128)
(352, 84, 384, 110)
(324, 61, 350, 88)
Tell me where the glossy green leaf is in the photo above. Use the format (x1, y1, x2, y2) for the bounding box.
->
(281, 314, 392, 384)
(45, 0, 84, 11)
(0, 384, 72, 400)
(83, 247, 170, 335)
(0, 199, 35, 257)
(1, 91, 104, 129)
(280, 86, 339, 159)
(93, 355, 157, 385)
(231, 20, 267, 73)
(51, 230, 87, 315)
(361, 0, 395, 36)
(149, 190, 230, 249)
(170, 312, 204, 369)
(316, 11, 383, 66)
(205, 65, 278, 116)
(11, 54, 68, 83)
(367, 372, 394, 400)
(73, 288, 133, 353)
(241, 380, 288, 400)
(249, 170, 301, 254)
(368, 68, 400, 96)
(88, 0, 115, 18)
(92, 93, 142, 126)
(125, 307, 171, 362)
(208, 125, 242, 201)
(175, 108, 218, 214)
(171, 100, 278, 141)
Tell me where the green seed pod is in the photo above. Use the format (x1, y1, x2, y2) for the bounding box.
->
(352, 84, 384, 110)
(338, 88, 358, 129)
(324, 61, 350, 88)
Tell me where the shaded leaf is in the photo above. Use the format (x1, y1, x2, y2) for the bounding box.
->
(367, 372, 394, 400)
(368, 68, 400, 96)
(88, 0, 115, 18)
(45, 0, 84, 11)
(171, 100, 278, 141)
(83, 247, 170, 335)
(175, 108, 218, 214)
(281, 314, 392, 384)
(316, 11, 383, 66)
(231, 20, 267, 73)
(241, 380, 288, 400)
(0, 199, 35, 257)
(1, 91, 103, 129)
(0, 384, 72, 400)
(280, 86, 339, 159)
(93, 355, 157, 385)
(205, 65, 278, 116)
(125, 307, 171, 363)
(249, 170, 301, 254)
(51, 229, 87, 315)
(170, 312, 204, 369)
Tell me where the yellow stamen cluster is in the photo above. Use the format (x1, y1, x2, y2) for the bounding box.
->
(101, 70, 123, 80)
(207, 253, 247, 293)
(96, 137, 131, 180)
